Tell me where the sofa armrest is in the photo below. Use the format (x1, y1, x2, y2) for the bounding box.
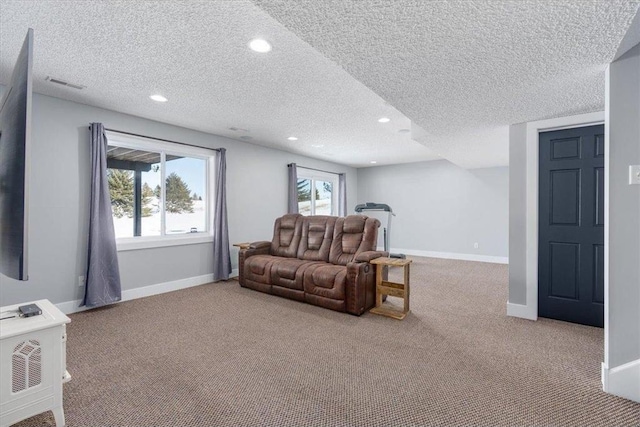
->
(345, 261, 377, 315)
(238, 243, 271, 287)
(354, 251, 389, 263)
(250, 241, 271, 250)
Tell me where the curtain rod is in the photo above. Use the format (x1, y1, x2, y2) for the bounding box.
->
(90, 126, 221, 152)
(289, 163, 342, 176)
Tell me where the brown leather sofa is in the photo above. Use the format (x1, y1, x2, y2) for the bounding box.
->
(238, 214, 387, 315)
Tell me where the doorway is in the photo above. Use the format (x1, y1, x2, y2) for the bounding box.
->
(538, 124, 604, 327)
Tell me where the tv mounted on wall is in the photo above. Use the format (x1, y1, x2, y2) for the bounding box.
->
(0, 28, 33, 281)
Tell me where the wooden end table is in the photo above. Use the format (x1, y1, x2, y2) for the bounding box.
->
(369, 257, 413, 320)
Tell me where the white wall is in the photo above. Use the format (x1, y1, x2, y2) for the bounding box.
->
(603, 42, 640, 402)
(0, 92, 357, 307)
(356, 160, 509, 262)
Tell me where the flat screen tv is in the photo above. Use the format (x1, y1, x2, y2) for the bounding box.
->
(0, 28, 33, 281)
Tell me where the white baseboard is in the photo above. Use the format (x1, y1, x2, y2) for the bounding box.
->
(506, 301, 538, 320)
(56, 268, 239, 315)
(55, 300, 93, 315)
(602, 359, 640, 403)
(124, 273, 216, 302)
(383, 247, 509, 264)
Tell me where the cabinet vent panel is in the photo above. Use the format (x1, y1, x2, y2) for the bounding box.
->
(12, 340, 42, 393)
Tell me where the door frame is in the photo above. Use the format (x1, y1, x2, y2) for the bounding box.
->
(536, 124, 605, 327)
(517, 111, 604, 321)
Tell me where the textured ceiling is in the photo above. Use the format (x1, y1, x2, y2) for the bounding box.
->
(1, 1, 638, 169)
(0, 0, 438, 168)
(616, 4, 640, 59)
(253, 0, 640, 168)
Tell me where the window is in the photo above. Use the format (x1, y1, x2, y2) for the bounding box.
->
(297, 169, 338, 216)
(105, 132, 215, 249)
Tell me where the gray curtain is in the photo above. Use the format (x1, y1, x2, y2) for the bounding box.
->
(338, 173, 347, 216)
(288, 163, 298, 214)
(213, 148, 232, 281)
(83, 123, 122, 308)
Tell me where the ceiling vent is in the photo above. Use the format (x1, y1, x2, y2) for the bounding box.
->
(45, 76, 85, 90)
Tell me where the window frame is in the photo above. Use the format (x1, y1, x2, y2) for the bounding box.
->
(297, 168, 339, 216)
(105, 131, 216, 251)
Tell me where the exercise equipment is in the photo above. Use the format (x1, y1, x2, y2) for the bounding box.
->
(354, 202, 406, 259)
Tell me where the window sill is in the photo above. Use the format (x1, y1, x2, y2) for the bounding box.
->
(116, 234, 213, 251)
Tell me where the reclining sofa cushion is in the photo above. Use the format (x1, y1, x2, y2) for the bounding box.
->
(297, 216, 336, 261)
(329, 216, 380, 265)
(303, 264, 348, 312)
(242, 213, 301, 293)
(271, 213, 302, 258)
(242, 254, 280, 293)
(270, 258, 312, 291)
(303, 216, 381, 312)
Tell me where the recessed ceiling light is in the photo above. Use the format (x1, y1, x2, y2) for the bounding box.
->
(249, 38, 272, 53)
(398, 128, 411, 134)
(287, 136, 298, 141)
(378, 117, 390, 123)
(149, 94, 168, 102)
(311, 144, 324, 148)
(370, 161, 377, 164)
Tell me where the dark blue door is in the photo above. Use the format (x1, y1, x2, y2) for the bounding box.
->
(538, 125, 604, 327)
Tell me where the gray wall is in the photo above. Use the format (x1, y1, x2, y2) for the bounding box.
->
(0, 93, 357, 306)
(356, 160, 509, 258)
(606, 43, 640, 369)
(508, 124, 527, 304)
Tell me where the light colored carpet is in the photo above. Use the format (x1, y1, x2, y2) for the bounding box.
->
(14, 257, 640, 426)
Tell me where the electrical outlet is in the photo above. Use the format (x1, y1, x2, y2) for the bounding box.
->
(474, 242, 479, 249)
(630, 165, 640, 185)
(78, 275, 86, 287)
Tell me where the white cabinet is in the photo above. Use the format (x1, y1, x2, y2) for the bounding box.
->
(0, 300, 70, 427)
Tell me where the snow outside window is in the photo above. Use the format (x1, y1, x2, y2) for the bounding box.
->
(105, 131, 215, 250)
(296, 169, 338, 216)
